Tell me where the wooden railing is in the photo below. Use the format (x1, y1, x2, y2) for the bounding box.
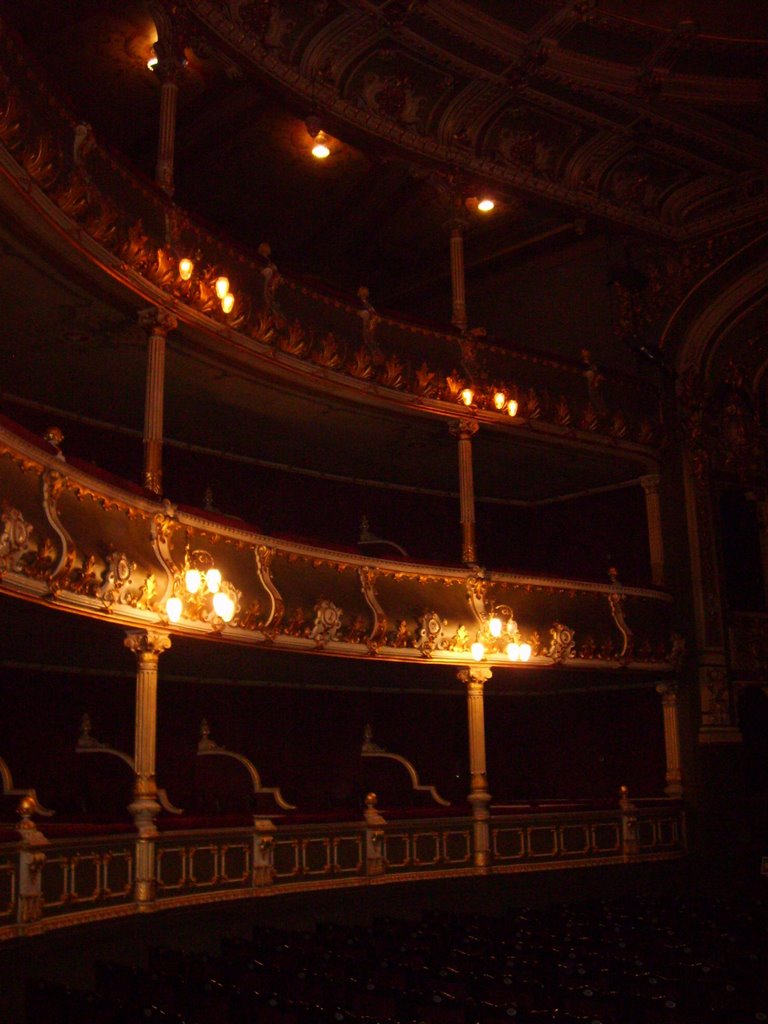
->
(0, 801, 686, 940)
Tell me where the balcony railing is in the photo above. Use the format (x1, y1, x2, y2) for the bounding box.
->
(0, 800, 686, 940)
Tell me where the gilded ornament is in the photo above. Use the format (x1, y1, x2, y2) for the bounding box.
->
(548, 623, 576, 661)
(147, 246, 177, 290)
(0, 507, 35, 573)
(414, 361, 437, 396)
(379, 355, 405, 389)
(279, 321, 309, 357)
(348, 347, 374, 380)
(51, 168, 93, 219)
(312, 332, 343, 369)
(309, 599, 343, 644)
(20, 133, 60, 188)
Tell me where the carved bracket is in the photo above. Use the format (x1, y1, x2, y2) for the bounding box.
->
(197, 719, 296, 811)
(76, 714, 183, 814)
(360, 725, 450, 806)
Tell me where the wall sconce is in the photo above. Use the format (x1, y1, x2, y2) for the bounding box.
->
(166, 549, 238, 627)
(471, 605, 532, 663)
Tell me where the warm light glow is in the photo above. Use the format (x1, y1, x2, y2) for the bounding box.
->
(506, 642, 520, 662)
(519, 642, 532, 662)
(489, 616, 503, 639)
(471, 641, 486, 662)
(205, 567, 222, 593)
(312, 133, 331, 159)
(507, 399, 519, 417)
(213, 590, 235, 622)
(185, 568, 201, 594)
(178, 257, 194, 281)
(147, 54, 158, 71)
(215, 276, 230, 300)
(477, 198, 495, 213)
(221, 292, 235, 314)
(166, 596, 182, 623)
(493, 391, 506, 411)
(460, 387, 474, 406)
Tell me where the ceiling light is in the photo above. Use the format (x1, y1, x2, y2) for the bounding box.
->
(215, 276, 230, 300)
(460, 387, 474, 406)
(178, 257, 194, 281)
(477, 198, 495, 213)
(493, 390, 506, 411)
(221, 292, 235, 314)
(507, 399, 519, 417)
(147, 54, 158, 71)
(471, 641, 485, 662)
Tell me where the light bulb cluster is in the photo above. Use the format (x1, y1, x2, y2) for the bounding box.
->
(173, 256, 236, 315)
(166, 550, 237, 627)
(470, 607, 532, 664)
(460, 386, 519, 417)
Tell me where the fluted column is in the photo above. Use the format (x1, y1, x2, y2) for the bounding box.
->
(640, 474, 665, 586)
(125, 629, 171, 906)
(138, 309, 177, 495)
(450, 218, 468, 331)
(450, 418, 479, 567)
(657, 682, 683, 798)
(458, 665, 492, 869)
(150, 26, 185, 198)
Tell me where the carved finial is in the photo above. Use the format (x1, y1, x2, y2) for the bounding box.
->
(362, 725, 385, 753)
(619, 784, 635, 811)
(365, 792, 377, 808)
(198, 718, 217, 752)
(17, 794, 36, 829)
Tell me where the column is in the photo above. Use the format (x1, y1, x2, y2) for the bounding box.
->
(656, 682, 684, 798)
(149, 3, 185, 200)
(640, 474, 665, 586)
(458, 665, 492, 869)
(449, 217, 468, 332)
(138, 308, 177, 495)
(450, 418, 479, 567)
(125, 628, 171, 906)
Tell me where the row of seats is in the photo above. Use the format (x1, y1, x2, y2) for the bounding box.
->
(27, 893, 768, 1023)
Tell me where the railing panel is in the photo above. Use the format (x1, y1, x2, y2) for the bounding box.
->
(40, 842, 134, 917)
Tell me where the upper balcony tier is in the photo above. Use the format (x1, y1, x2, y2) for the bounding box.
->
(0, 18, 664, 464)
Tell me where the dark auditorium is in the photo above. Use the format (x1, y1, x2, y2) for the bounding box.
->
(0, 0, 766, 1021)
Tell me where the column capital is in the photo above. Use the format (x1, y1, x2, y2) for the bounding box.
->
(458, 665, 493, 687)
(449, 418, 479, 441)
(656, 680, 679, 702)
(124, 629, 172, 658)
(639, 473, 661, 495)
(138, 307, 177, 337)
